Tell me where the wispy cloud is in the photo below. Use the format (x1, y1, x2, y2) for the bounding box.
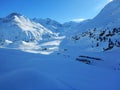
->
(72, 18, 86, 22)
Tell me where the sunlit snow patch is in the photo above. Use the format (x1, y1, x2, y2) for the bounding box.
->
(19, 40, 62, 55)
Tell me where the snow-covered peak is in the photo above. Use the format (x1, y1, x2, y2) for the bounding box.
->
(0, 13, 64, 54)
(4, 13, 23, 22)
(6, 12, 22, 18)
(0, 13, 61, 42)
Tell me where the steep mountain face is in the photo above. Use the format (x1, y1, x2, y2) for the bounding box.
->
(0, 13, 59, 42)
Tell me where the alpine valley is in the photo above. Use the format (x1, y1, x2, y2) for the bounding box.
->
(0, 0, 120, 90)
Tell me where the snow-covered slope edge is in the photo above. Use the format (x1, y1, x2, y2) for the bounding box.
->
(63, 0, 120, 34)
(61, 28, 120, 52)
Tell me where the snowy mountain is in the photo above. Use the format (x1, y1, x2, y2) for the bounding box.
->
(64, 0, 120, 34)
(0, 13, 64, 54)
(62, 19, 91, 36)
(92, 0, 120, 28)
(0, 0, 120, 53)
(0, 13, 58, 42)
(31, 0, 120, 36)
(60, 0, 120, 52)
(33, 18, 63, 33)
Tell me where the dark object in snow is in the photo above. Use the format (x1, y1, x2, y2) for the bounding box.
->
(79, 55, 102, 60)
(72, 35, 80, 41)
(64, 49, 67, 51)
(76, 55, 102, 65)
(76, 58, 91, 64)
(42, 48, 47, 51)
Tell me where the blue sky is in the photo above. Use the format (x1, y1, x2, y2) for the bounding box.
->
(0, 0, 112, 23)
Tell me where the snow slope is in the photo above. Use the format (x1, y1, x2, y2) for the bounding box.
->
(0, 48, 120, 90)
(61, 27, 120, 52)
(92, 0, 120, 28)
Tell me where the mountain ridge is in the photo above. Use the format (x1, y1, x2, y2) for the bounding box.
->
(0, 0, 120, 53)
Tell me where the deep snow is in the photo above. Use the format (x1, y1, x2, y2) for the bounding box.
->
(0, 48, 120, 90)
